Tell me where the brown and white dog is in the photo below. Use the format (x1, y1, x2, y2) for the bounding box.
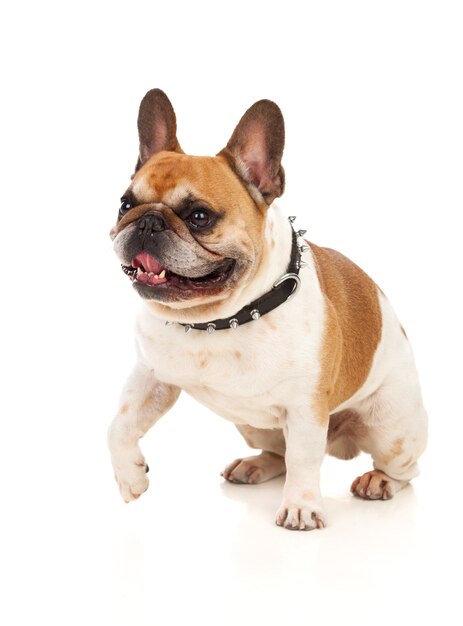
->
(108, 89, 428, 530)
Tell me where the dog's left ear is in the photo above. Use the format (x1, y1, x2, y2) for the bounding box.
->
(219, 99, 285, 205)
(135, 88, 183, 172)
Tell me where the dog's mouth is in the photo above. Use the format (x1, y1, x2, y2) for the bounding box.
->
(121, 252, 235, 292)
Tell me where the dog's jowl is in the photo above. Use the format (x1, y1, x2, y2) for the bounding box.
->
(108, 89, 428, 531)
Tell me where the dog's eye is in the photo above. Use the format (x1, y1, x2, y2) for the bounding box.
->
(187, 209, 213, 230)
(119, 197, 133, 216)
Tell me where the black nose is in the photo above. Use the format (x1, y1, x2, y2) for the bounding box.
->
(138, 212, 167, 236)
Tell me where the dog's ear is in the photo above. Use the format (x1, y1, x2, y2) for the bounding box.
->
(218, 100, 285, 205)
(135, 89, 183, 172)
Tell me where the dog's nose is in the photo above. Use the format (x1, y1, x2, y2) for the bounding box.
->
(138, 212, 167, 236)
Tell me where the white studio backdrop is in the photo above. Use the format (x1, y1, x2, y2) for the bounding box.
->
(1, 2, 462, 625)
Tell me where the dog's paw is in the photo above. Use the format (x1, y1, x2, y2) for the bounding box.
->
(350, 470, 395, 500)
(112, 454, 150, 502)
(275, 500, 327, 531)
(221, 452, 285, 484)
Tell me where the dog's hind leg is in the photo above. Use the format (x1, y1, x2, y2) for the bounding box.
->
(350, 378, 428, 500)
(222, 425, 286, 484)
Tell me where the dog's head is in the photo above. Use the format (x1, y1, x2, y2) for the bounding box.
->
(111, 89, 285, 322)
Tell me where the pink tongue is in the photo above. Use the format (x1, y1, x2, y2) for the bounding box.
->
(133, 252, 165, 274)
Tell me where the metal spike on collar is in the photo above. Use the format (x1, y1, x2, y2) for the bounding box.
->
(288, 215, 297, 223)
(250, 309, 261, 320)
(229, 318, 238, 329)
(184, 324, 193, 333)
(207, 323, 216, 334)
(299, 244, 309, 253)
(297, 229, 307, 237)
(299, 260, 308, 268)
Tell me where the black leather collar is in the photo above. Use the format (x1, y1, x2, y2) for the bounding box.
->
(177, 217, 307, 333)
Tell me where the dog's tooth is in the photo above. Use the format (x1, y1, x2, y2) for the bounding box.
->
(159, 270, 166, 279)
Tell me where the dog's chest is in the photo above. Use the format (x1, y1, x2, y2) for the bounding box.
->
(136, 309, 317, 428)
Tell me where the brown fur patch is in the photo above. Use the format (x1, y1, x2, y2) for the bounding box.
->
(264, 317, 277, 331)
(190, 351, 210, 369)
(401, 456, 413, 468)
(120, 404, 129, 415)
(141, 391, 155, 412)
(391, 438, 405, 457)
(234, 351, 242, 359)
(310, 244, 382, 417)
(382, 438, 405, 465)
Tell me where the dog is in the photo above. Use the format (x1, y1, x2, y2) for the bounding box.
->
(108, 88, 428, 530)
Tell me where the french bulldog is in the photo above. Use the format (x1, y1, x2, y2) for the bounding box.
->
(108, 89, 428, 530)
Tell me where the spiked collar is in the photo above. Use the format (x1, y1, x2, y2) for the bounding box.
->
(174, 216, 307, 333)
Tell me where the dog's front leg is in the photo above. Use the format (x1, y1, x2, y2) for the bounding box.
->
(108, 362, 180, 502)
(276, 403, 328, 531)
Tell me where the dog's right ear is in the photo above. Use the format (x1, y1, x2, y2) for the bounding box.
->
(134, 89, 183, 173)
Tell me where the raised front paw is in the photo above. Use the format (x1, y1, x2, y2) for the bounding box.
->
(275, 498, 327, 531)
(112, 454, 150, 503)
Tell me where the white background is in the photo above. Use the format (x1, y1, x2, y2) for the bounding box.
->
(1, 1, 462, 624)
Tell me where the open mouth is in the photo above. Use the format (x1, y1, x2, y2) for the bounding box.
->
(121, 252, 235, 291)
